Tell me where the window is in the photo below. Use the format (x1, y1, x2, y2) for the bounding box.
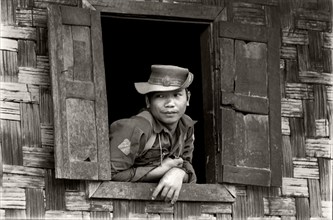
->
(48, 2, 282, 199)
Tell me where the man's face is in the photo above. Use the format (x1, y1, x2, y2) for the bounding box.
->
(147, 89, 190, 131)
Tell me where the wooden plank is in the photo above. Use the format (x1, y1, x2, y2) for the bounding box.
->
(90, 200, 113, 212)
(33, 8, 47, 27)
(0, 25, 37, 40)
(0, 83, 31, 102)
(113, 200, 129, 219)
(65, 80, 95, 100)
(0, 101, 20, 120)
(92, 0, 223, 21)
(3, 173, 45, 188)
(0, 0, 16, 25)
(4, 210, 26, 219)
(299, 71, 333, 86)
(315, 119, 329, 137)
(220, 21, 268, 42)
(72, 26, 92, 81)
(221, 92, 268, 114)
(281, 98, 303, 118)
(20, 103, 41, 148)
(65, 191, 90, 211)
(318, 158, 332, 201)
(45, 210, 89, 220)
(220, 38, 235, 92)
(280, 45, 297, 59)
(40, 87, 54, 125)
(28, 84, 40, 103)
(36, 27, 48, 55)
(285, 83, 314, 100)
(308, 179, 322, 218)
(91, 10, 111, 180)
(201, 26, 217, 183)
(282, 28, 309, 45)
(232, 2, 266, 26)
(295, 198, 310, 220)
(282, 136, 293, 177)
(0, 187, 26, 209)
(90, 211, 111, 220)
(268, 26, 282, 187)
(282, 177, 309, 197)
(61, 6, 91, 26)
(235, 40, 267, 97)
(235, 113, 270, 168)
(26, 188, 45, 219)
(246, 186, 265, 217)
(263, 197, 296, 216)
(293, 157, 319, 179)
(18, 67, 50, 85)
(306, 138, 332, 158)
(41, 124, 54, 146)
(145, 202, 174, 214)
(18, 40, 36, 67)
(233, 195, 248, 220)
(282, 117, 290, 135)
(16, 8, 33, 27)
(45, 169, 66, 211)
(62, 25, 74, 80)
(201, 203, 232, 214)
(289, 118, 306, 157)
(0, 38, 18, 51)
(222, 165, 271, 186)
(322, 48, 332, 73)
(91, 182, 234, 202)
(0, 120, 23, 165)
(48, 5, 70, 179)
(23, 146, 54, 168)
(0, 50, 18, 82)
(220, 107, 236, 173)
(314, 85, 328, 119)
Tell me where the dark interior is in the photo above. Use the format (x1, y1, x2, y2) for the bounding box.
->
(101, 15, 207, 183)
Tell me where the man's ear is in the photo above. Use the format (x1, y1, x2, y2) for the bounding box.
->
(186, 91, 191, 106)
(145, 95, 150, 108)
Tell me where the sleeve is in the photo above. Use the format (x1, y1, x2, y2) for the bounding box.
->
(110, 117, 156, 182)
(181, 126, 197, 183)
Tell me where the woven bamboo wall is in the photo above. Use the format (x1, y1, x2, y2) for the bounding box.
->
(0, 0, 332, 219)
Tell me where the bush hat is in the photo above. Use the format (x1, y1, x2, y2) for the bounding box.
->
(134, 65, 194, 94)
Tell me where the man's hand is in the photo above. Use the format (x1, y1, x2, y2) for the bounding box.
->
(151, 167, 187, 204)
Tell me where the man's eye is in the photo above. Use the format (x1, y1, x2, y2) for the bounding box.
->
(175, 93, 182, 97)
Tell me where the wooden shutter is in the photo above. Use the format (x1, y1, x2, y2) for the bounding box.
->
(218, 21, 281, 187)
(48, 6, 111, 180)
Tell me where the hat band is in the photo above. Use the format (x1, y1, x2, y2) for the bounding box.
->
(148, 76, 183, 87)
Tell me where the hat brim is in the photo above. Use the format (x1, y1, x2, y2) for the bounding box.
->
(135, 72, 193, 94)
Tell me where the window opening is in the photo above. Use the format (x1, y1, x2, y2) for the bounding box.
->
(101, 15, 207, 183)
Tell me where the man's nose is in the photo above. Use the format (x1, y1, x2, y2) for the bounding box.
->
(164, 97, 175, 107)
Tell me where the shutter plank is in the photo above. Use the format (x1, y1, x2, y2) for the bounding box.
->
(65, 80, 95, 100)
(222, 165, 271, 187)
(235, 40, 267, 97)
(220, 38, 235, 92)
(268, 27, 282, 186)
(61, 6, 90, 26)
(219, 21, 268, 42)
(221, 92, 268, 114)
(62, 25, 74, 80)
(91, 10, 111, 180)
(48, 5, 70, 179)
(72, 26, 92, 82)
(48, 5, 110, 180)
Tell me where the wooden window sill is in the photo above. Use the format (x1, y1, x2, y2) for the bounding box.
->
(88, 182, 235, 203)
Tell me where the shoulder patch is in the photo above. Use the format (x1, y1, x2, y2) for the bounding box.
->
(117, 139, 131, 155)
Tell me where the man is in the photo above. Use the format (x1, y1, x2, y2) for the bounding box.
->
(110, 64, 197, 204)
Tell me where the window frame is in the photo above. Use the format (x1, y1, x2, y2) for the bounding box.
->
(86, 0, 230, 201)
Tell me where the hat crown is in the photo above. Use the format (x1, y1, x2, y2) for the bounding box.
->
(148, 65, 189, 87)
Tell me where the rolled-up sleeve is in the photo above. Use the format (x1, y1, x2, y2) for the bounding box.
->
(110, 117, 156, 182)
(182, 126, 197, 183)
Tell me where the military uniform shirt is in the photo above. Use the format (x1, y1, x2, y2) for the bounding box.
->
(110, 110, 197, 183)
